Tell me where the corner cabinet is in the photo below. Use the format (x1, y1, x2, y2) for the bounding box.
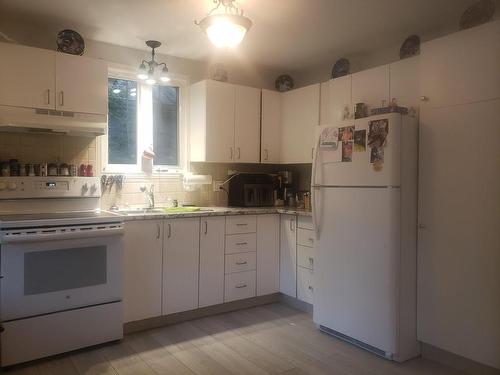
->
(0, 42, 107, 115)
(162, 218, 200, 315)
(280, 83, 320, 163)
(261, 89, 281, 163)
(190, 80, 261, 163)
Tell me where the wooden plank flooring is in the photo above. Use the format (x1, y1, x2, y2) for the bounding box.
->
(4, 303, 466, 375)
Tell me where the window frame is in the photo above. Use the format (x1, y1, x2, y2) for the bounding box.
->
(99, 67, 187, 176)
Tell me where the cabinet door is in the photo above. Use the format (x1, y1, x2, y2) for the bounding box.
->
(257, 214, 280, 296)
(320, 75, 352, 126)
(420, 21, 500, 109)
(206, 80, 235, 162)
(351, 65, 389, 111)
(163, 218, 200, 315)
(55, 53, 108, 114)
(280, 215, 297, 297)
(281, 84, 320, 163)
(261, 89, 281, 163)
(389, 56, 420, 109)
(123, 220, 163, 322)
(234, 85, 261, 163)
(417, 99, 500, 368)
(199, 216, 225, 308)
(0, 42, 55, 109)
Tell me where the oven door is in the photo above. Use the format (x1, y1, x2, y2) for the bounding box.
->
(0, 228, 123, 321)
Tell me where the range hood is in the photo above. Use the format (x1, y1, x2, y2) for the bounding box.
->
(0, 105, 107, 137)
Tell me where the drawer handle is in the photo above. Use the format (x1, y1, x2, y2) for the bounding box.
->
(236, 223, 248, 226)
(308, 257, 314, 264)
(235, 283, 247, 289)
(236, 242, 248, 246)
(236, 261, 248, 265)
(308, 238, 314, 242)
(308, 286, 314, 291)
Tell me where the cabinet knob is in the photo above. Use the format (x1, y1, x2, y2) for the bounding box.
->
(420, 96, 429, 102)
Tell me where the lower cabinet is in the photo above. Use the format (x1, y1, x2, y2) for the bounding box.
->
(163, 217, 200, 315)
(257, 214, 280, 296)
(199, 216, 226, 308)
(123, 220, 163, 323)
(280, 214, 297, 297)
(297, 267, 314, 304)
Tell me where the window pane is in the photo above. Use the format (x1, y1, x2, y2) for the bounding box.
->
(108, 78, 137, 164)
(153, 86, 179, 166)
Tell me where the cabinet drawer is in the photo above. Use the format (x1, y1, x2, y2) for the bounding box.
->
(225, 252, 256, 274)
(226, 215, 257, 234)
(298, 216, 313, 230)
(224, 270, 256, 302)
(225, 233, 257, 254)
(297, 245, 314, 270)
(297, 228, 315, 248)
(297, 267, 314, 305)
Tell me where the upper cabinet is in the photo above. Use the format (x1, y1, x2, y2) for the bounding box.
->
(420, 21, 500, 108)
(389, 56, 420, 109)
(55, 53, 108, 115)
(0, 42, 108, 115)
(281, 83, 320, 163)
(0, 43, 55, 110)
(234, 84, 261, 163)
(190, 80, 261, 163)
(351, 65, 390, 112)
(320, 74, 352, 126)
(261, 89, 281, 163)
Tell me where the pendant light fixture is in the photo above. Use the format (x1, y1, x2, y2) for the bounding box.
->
(195, 0, 252, 48)
(137, 40, 170, 84)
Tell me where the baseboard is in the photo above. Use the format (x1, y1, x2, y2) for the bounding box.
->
(124, 293, 280, 334)
(421, 343, 500, 375)
(278, 294, 313, 314)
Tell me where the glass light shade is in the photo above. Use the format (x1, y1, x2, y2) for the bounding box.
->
(137, 72, 148, 80)
(137, 63, 148, 80)
(160, 66, 170, 82)
(160, 76, 171, 82)
(199, 14, 251, 48)
(146, 78, 156, 85)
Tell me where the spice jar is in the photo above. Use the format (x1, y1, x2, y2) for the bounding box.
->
(48, 163, 58, 176)
(59, 163, 69, 176)
(1, 162, 10, 177)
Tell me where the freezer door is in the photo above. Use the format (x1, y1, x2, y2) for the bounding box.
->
(312, 113, 402, 187)
(313, 186, 400, 355)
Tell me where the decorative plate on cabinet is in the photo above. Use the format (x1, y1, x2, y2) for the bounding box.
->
(459, 0, 495, 30)
(331, 58, 350, 79)
(275, 75, 294, 92)
(399, 35, 420, 59)
(57, 29, 85, 55)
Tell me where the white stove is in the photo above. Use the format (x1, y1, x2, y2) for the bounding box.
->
(0, 177, 124, 367)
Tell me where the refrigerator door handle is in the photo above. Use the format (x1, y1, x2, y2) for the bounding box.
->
(311, 132, 322, 238)
(312, 185, 321, 239)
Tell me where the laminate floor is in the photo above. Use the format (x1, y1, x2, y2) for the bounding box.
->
(4, 303, 466, 375)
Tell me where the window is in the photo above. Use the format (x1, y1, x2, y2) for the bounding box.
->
(108, 78, 137, 165)
(104, 76, 183, 173)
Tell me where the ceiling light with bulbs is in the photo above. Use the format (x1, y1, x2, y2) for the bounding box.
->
(196, 0, 252, 48)
(137, 40, 171, 84)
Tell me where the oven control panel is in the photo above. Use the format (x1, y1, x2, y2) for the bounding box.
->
(0, 177, 101, 199)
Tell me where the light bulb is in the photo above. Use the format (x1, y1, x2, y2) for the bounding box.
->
(137, 62, 148, 80)
(146, 78, 156, 85)
(160, 66, 170, 82)
(206, 17, 247, 48)
(160, 76, 171, 82)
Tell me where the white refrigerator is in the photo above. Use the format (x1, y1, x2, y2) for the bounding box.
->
(312, 113, 420, 362)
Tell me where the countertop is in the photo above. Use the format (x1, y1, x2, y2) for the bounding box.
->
(117, 207, 312, 221)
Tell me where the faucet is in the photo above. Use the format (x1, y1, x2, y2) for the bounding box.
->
(140, 185, 155, 209)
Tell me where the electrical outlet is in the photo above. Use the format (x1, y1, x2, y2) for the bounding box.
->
(213, 181, 224, 192)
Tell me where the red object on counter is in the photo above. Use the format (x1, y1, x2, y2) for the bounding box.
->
(79, 164, 86, 177)
(86, 164, 93, 177)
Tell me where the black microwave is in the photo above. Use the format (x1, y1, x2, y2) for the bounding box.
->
(228, 174, 274, 207)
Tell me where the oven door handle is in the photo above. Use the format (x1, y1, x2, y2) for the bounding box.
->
(1, 226, 124, 244)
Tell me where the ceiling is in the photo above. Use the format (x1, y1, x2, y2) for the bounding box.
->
(0, 0, 477, 71)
